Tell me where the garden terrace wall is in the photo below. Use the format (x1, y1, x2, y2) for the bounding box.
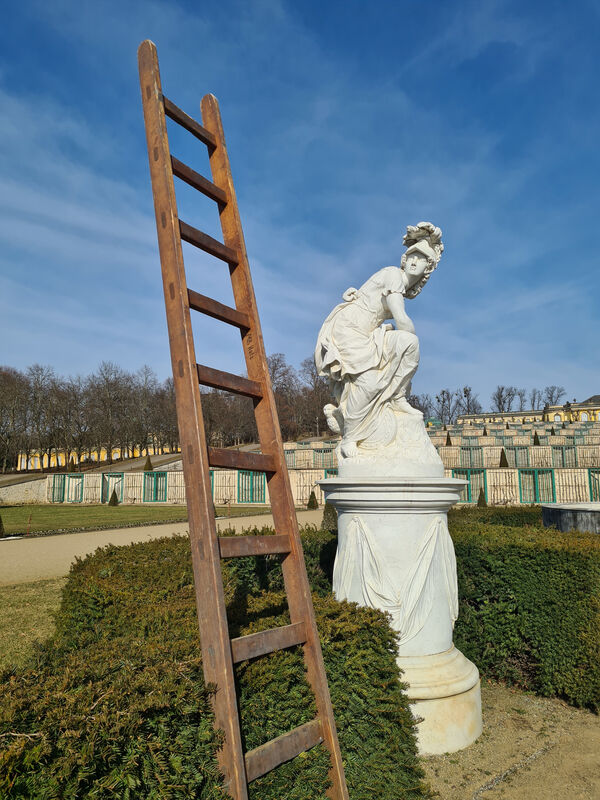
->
(40, 466, 600, 506)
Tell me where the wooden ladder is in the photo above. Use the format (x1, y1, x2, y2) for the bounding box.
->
(137, 40, 348, 800)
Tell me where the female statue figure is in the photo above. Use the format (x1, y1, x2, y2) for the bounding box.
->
(315, 222, 444, 459)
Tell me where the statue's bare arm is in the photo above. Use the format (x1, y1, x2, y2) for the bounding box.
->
(386, 292, 415, 335)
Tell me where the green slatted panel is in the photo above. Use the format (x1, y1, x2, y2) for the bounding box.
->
(589, 469, 600, 501)
(237, 470, 266, 503)
(51, 474, 65, 503)
(66, 474, 84, 503)
(452, 468, 488, 503)
(519, 469, 555, 503)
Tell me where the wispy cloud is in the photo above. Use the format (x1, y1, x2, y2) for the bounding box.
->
(0, 0, 598, 405)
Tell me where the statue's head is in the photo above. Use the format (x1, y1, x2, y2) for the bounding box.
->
(401, 222, 444, 298)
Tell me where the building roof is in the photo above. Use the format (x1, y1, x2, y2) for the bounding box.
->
(583, 394, 600, 405)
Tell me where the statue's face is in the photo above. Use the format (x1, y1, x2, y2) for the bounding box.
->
(403, 252, 429, 287)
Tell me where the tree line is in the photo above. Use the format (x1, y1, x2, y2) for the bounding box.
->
(410, 384, 567, 425)
(0, 355, 330, 473)
(0, 357, 570, 472)
(0, 363, 178, 473)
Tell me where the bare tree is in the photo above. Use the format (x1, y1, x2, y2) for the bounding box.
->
(0, 367, 29, 472)
(491, 385, 508, 412)
(543, 385, 566, 406)
(529, 388, 543, 410)
(87, 362, 130, 463)
(298, 357, 330, 437)
(491, 385, 518, 412)
(433, 389, 460, 424)
(267, 353, 301, 440)
(27, 365, 56, 470)
(516, 388, 527, 412)
(457, 386, 482, 416)
(409, 393, 433, 419)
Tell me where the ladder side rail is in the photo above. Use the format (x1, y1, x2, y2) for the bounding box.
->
(201, 93, 349, 800)
(137, 40, 248, 800)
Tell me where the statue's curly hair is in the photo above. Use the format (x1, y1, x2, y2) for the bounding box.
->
(402, 221, 444, 299)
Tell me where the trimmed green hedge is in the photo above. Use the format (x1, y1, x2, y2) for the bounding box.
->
(449, 509, 600, 711)
(0, 532, 431, 800)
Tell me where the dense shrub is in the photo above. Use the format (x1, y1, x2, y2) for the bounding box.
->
(448, 505, 543, 528)
(307, 490, 318, 510)
(449, 512, 600, 710)
(0, 532, 430, 799)
(321, 501, 338, 533)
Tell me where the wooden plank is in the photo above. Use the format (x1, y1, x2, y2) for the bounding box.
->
(171, 156, 227, 204)
(197, 363, 262, 398)
(207, 447, 276, 472)
(188, 289, 251, 330)
(163, 96, 217, 148)
(201, 93, 349, 800)
(245, 720, 323, 783)
(231, 621, 306, 663)
(138, 41, 249, 800)
(218, 534, 291, 558)
(179, 219, 239, 264)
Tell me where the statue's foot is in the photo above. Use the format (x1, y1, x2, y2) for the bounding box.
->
(392, 397, 423, 417)
(340, 439, 359, 458)
(324, 403, 344, 434)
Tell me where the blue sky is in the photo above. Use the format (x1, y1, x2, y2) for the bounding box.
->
(1, 0, 599, 406)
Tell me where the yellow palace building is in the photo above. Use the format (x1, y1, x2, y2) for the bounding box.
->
(457, 394, 600, 426)
(17, 443, 180, 471)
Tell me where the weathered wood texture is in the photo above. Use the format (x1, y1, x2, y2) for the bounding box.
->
(245, 720, 323, 782)
(138, 40, 248, 800)
(188, 289, 250, 329)
(231, 621, 306, 663)
(218, 534, 291, 558)
(171, 156, 227, 203)
(138, 39, 348, 800)
(196, 363, 262, 398)
(207, 447, 275, 472)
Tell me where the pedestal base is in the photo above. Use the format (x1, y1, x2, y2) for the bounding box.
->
(398, 646, 482, 755)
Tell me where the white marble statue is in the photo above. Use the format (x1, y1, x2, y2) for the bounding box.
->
(315, 221, 444, 472)
(318, 222, 482, 754)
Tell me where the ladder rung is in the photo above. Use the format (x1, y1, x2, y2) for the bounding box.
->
(208, 447, 276, 472)
(218, 534, 291, 558)
(171, 156, 227, 204)
(179, 220, 239, 264)
(188, 289, 250, 329)
(163, 96, 217, 148)
(245, 719, 323, 782)
(231, 621, 306, 663)
(197, 364, 262, 398)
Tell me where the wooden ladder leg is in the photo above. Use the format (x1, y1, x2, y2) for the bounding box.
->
(201, 94, 349, 800)
(137, 40, 248, 800)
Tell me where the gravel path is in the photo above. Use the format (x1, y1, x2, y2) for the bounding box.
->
(0, 510, 324, 585)
(421, 681, 600, 799)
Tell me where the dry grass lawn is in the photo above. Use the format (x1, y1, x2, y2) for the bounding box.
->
(0, 578, 66, 670)
(0, 504, 272, 537)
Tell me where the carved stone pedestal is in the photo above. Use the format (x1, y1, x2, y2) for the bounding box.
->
(319, 476, 482, 755)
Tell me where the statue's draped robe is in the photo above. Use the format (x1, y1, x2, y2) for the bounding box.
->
(315, 267, 420, 449)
